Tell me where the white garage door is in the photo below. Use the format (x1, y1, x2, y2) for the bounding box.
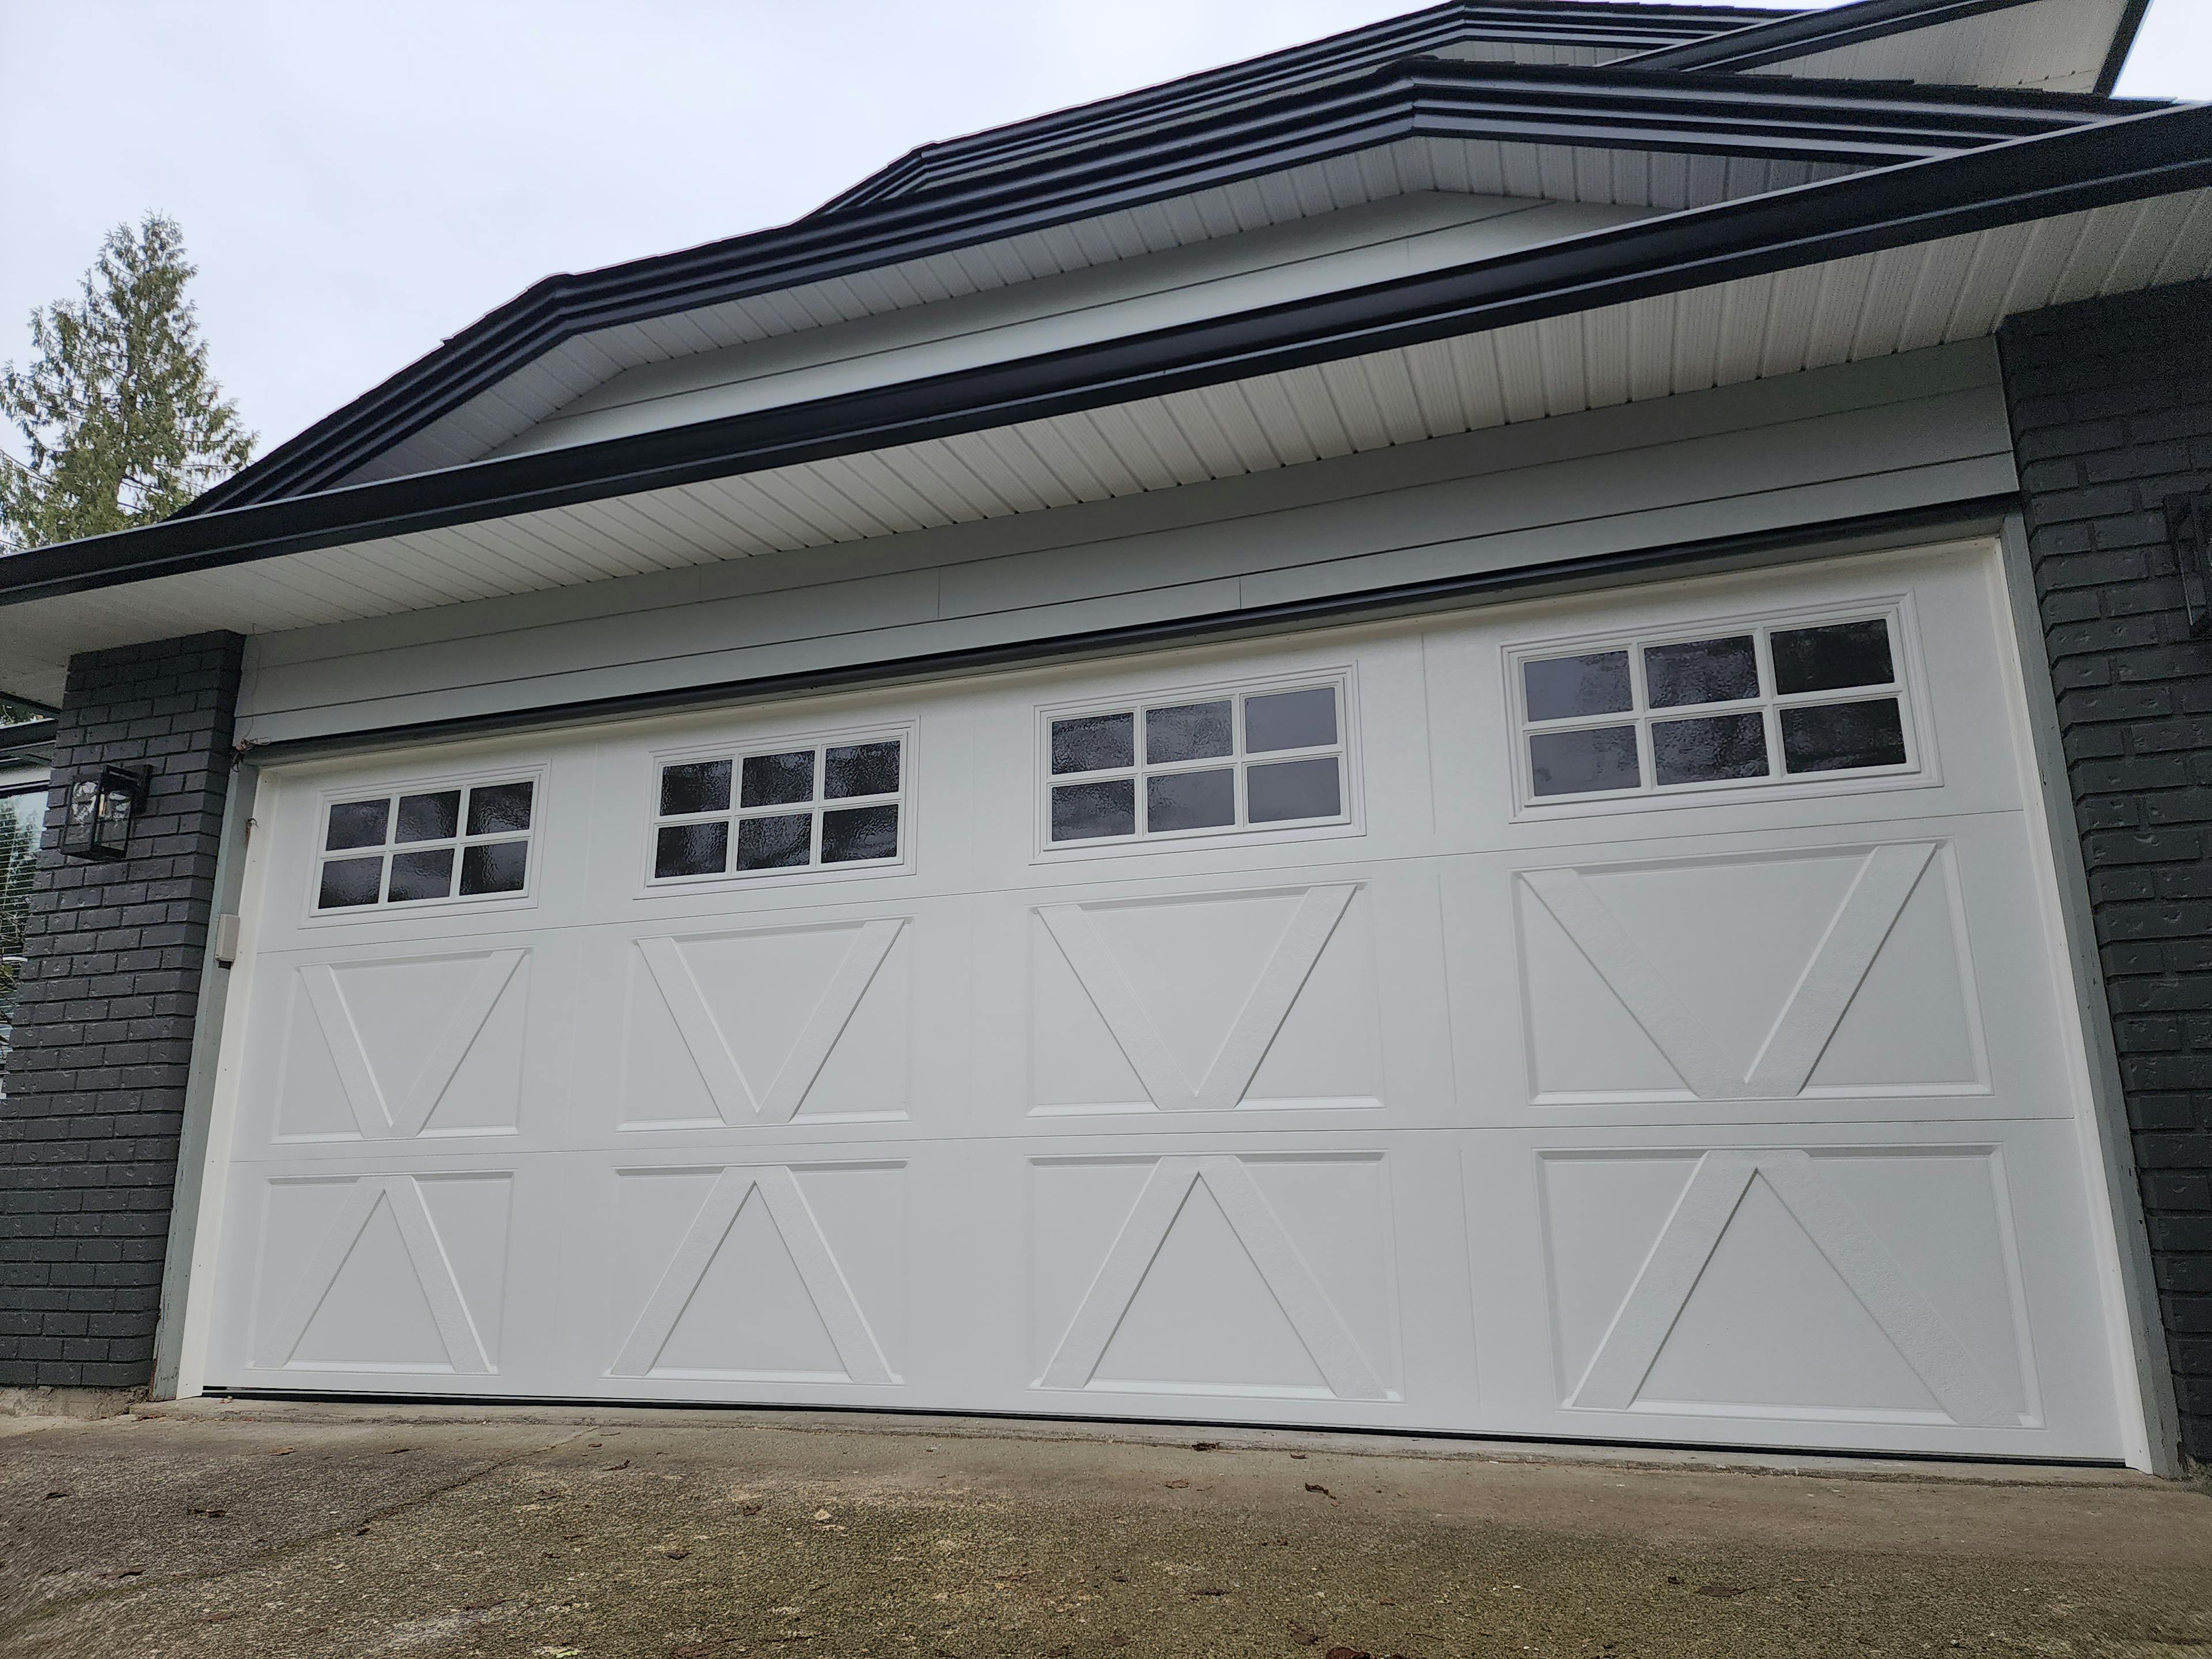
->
(191, 539, 2141, 1459)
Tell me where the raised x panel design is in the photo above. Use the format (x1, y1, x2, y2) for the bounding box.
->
(275, 949, 528, 1139)
(1031, 1153, 1396, 1400)
(1517, 842, 1986, 1103)
(1031, 884, 1379, 1113)
(608, 1163, 903, 1384)
(253, 1173, 511, 1373)
(620, 918, 909, 1127)
(1540, 1147, 2032, 1427)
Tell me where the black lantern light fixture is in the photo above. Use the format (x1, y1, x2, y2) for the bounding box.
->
(60, 764, 151, 863)
(2166, 490, 2212, 637)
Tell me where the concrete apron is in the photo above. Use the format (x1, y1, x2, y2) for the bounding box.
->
(1, 1396, 2203, 1659)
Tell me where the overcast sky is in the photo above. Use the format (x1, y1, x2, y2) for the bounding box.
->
(3, 0, 2208, 459)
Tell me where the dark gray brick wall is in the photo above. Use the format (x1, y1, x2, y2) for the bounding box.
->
(2000, 277, 2212, 1465)
(0, 631, 242, 1389)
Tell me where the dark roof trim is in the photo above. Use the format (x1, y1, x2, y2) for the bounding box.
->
(1627, 0, 2147, 92)
(7, 103, 2203, 609)
(813, 1, 1798, 215)
(187, 63, 2135, 521)
(0, 718, 58, 770)
(234, 496, 2014, 766)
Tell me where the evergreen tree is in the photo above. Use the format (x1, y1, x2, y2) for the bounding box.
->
(0, 213, 255, 551)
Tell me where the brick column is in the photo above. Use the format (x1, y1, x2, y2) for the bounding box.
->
(1999, 279, 2212, 1464)
(0, 632, 243, 1395)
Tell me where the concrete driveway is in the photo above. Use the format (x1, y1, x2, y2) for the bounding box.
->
(1, 1401, 2207, 1658)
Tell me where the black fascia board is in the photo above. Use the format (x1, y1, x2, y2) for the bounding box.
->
(2096, 0, 2156, 99)
(1625, 0, 2131, 77)
(183, 60, 2133, 522)
(6, 101, 2205, 610)
(814, 0, 1802, 215)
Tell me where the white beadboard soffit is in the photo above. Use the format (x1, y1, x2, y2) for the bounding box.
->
(342, 138, 1868, 486)
(2, 188, 2207, 705)
(1756, 0, 2132, 93)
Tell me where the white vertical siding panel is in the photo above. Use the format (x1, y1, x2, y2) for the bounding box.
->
(1580, 303, 1632, 409)
(1758, 264, 1826, 377)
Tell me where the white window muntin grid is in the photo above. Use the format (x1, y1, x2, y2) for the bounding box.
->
(649, 730, 907, 884)
(310, 772, 538, 915)
(1044, 678, 1350, 844)
(1512, 607, 1919, 806)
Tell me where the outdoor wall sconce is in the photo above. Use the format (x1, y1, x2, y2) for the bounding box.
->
(60, 764, 151, 863)
(2166, 489, 2212, 637)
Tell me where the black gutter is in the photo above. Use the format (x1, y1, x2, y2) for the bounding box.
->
(5, 101, 2203, 608)
(232, 497, 2014, 766)
(1626, 0, 2127, 76)
(0, 718, 58, 766)
(181, 60, 2135, 521)
(2097, 0, 2156, 99)
(814, 0, 1799, 215)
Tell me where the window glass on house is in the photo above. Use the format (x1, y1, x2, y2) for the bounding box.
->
(1046, 680, 1348, 844)
(315, 778, 535, 910)
(1, 786, 45, 1093)
(652, 735, 903, 882)
(1515, 613, 1912, 802)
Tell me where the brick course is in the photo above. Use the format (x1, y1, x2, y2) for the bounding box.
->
(2001, 277, 2212, 1464)
(0, 632, 241, 1389)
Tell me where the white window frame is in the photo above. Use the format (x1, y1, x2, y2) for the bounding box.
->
(304, 764, 545, 922)
(1033, 669, 1359, 858)
(642, 720, 914, 892)
(1504, 595, 1940, 818)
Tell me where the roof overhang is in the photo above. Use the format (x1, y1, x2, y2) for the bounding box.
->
(12, 97, 2202, 619)
(183, 59, 2145, 518)
(1626, 0, 2152, 94)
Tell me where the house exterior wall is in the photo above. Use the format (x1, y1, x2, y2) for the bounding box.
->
(0, 634, 242, 1393)
(236, 342, 2019, 746)
(2000, 275, 2212, 1464)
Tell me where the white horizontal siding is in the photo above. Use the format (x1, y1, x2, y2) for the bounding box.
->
(347, 141, 1859, 483)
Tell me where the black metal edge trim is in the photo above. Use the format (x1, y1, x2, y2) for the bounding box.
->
(192, 1384, 2124, 1467)
(815, 1, 1804, 215)
(2, 106, 2196, 607)
(1625, 0, 2044, 73)
(182, 58, 2130, 520)
(2096, 0, 2156, 99)
(233, 497, 2014, 767)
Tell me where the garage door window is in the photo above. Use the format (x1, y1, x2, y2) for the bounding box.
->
(653, 736, 903, 882)
(316, 779, 534, 910)
(1046, 680, 1347, 844)
(1516, 612, 1914, 802)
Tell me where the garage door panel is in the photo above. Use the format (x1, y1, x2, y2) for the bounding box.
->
(1463, 1120, 2123, 1458)
(1440, 813, 2073, 1128)
(976, 862, 1453, 1130)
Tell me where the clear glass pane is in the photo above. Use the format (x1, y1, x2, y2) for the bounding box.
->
(1651, 711, 1769, 786)
(1528, 725, 1641, 796)
(1522, 653, 1631, 722)
(1771, 619, 1894, 695)
(394, 790, 460, 843)
(325, 798, 389, 851)
(460, 839, 529, 895)
(1050, 778, 1135, 841)
(824, 741, 899, 800)
(1645, 636, 1758, 709)
(1146, 768, 1234, 832)
(741, 751, 816, 809)
(655, 821, 728, 879)
(1050, 713, 1134, 775)
(386, 847, 456, 903)
(660, 760, 732, 818)
(822, 804, 899, 863)
(1246, 757, 1341, 823)
(1145, 701, 1232, 764)
(316, 855, 384, 908)
(736, 812, 813, 870)
(1779, 698, 1908, 773)
(1244, 687, 1337, 753)
(466, 780, 535, 836)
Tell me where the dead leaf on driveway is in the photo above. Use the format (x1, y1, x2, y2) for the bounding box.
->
(1164, 1479, 1190, 1489)
(1304, 1483, 1335, 1499)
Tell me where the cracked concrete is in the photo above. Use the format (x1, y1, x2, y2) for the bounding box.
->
(0, 1402, 2207, 1657)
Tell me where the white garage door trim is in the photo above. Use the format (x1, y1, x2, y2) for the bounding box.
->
(168, 535, 2159, 1468)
